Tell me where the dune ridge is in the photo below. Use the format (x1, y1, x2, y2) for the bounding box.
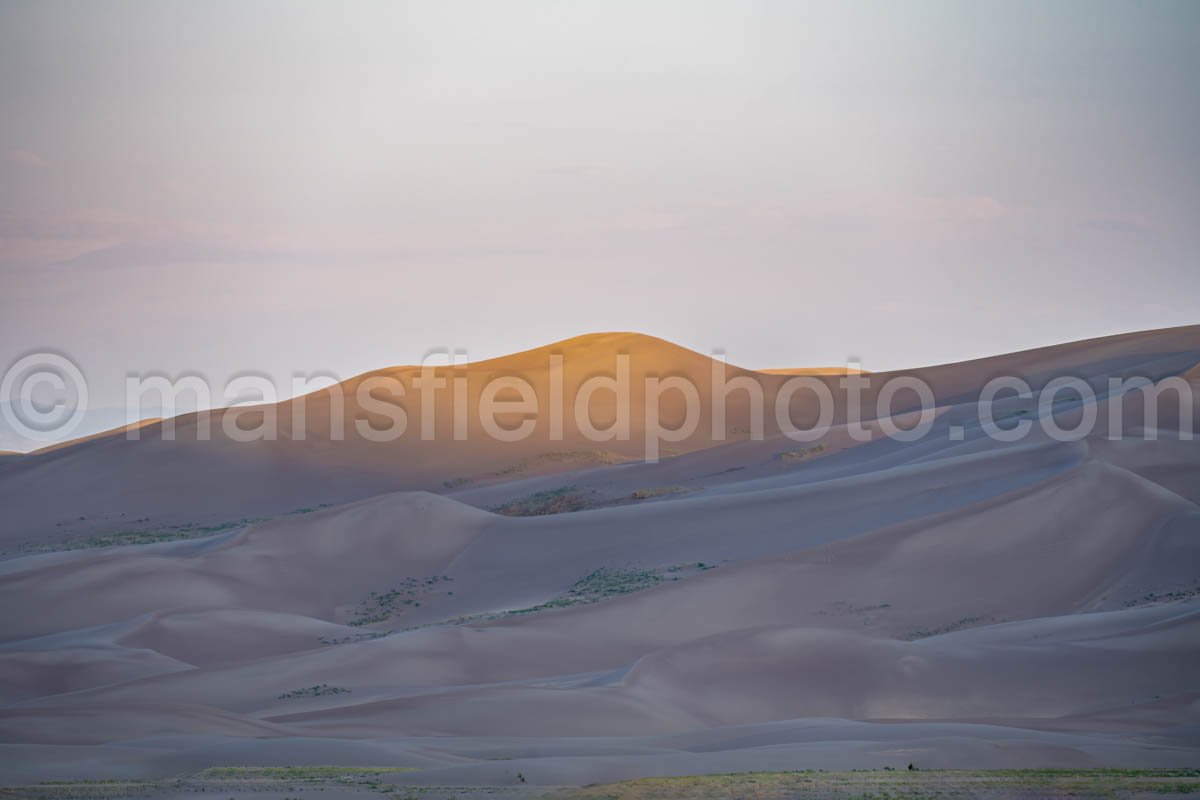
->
(2, 325, 1198, 551)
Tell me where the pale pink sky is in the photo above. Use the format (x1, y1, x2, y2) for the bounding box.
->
(2, 1, 1198, 446)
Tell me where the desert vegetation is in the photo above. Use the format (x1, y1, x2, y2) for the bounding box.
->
(348, 575, 454, 626)
(495, 449, 626, 475)
(507, 564, 715, 616)
(507, 566, 663, 615)
(630, 485, 691, 500)
(6, 520, 245, 555)
(903, 615, 994, 640)
(492, 486, 596, 516)
(8, 768, 1198, 799)
(277, 683, 352, 700)
(777, 444, 826, 463)
(12, 504, 334, 556)
(555, 768, 1200, 800)
(379, 563, 717, 632)
(1123, 582, 1200, 607)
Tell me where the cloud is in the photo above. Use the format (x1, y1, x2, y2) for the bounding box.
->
(814, 194, 1020, 226)
(0, 208, 162, 269)
(0, 207, 539, 272)
(668, 193, 1026, 233)
(5, 149, 48, 168)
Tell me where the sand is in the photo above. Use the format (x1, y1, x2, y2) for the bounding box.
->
(0, 326, 1198, 785)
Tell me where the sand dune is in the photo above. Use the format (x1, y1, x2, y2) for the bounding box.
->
(1, 327, 1199, 785)
(758, 366, 870, 375)
(26, 417, 163, 456)
(2, 326, 1196, 551)
(0, 492, 490, 642)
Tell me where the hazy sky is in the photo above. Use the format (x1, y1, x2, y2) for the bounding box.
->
(2, 0, 1199, 437)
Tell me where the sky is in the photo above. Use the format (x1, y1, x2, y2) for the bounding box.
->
(2, 0, 1199, 448)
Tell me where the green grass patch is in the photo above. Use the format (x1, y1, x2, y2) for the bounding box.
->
(507, 565, 678, 616)
(570, 566, 664, 598)
(631, 485, 690, 500)
(55, 520, 247, 551)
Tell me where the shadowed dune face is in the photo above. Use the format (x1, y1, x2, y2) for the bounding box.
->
(1, 327, 1199, 785)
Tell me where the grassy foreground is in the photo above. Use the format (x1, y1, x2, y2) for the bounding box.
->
(0, 766, 412, 799)
(3, 768, 1199, 800)
(554, 769, 1200, 800)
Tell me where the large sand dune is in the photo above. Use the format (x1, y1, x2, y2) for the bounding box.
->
(3, 327, 1197, 550)
(1, 327, 1199, 785)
